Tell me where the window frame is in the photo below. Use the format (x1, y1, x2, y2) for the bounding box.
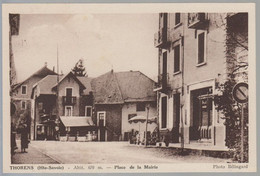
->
(65, 87, 73, 97)
(97, 111, 106, 126)
(136, 103, 146, 112)
(85, 106, 92, 117)
(173, 44, 181, 74)
(65, 106, 73, 116)
(21, 101, 26, 110)
(21, 85, 27, 95)
(161, 96, 168, 129)
(196, 31, 207, 66)
(175, 13, 181, 27)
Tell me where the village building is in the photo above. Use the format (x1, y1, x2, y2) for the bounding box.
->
(11, 63, 57, 138)
(91, 70, 157, 141)
(31, 72, 94, 140)
(27, 68, 157, 142)
(154, 13, 248, 149)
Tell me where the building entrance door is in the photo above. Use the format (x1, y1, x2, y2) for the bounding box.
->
(161, 96, 167, 128)
(99, 128, 106, 141)
(172, 93, 180, 143)
(190, 87, 213, 142)
(98, 112, 106, 141)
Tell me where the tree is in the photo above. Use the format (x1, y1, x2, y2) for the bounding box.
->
(71, 59, 88, 77)
(214, 13, 248, 162)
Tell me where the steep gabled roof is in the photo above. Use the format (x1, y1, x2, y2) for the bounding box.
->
(33, 66, 57, 77)
(13, 65, 57, 90)
(32, 72, 87, 98)
(115, 71, 156, 102)
(91, 70, 156, 104)
(52, 72, 86, 90)
(32, 75, 63, 97)
(77, 76, 93, 95)
(91, 70, 124, 104)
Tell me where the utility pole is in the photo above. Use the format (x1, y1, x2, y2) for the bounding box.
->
(181, 29, 185, 151)
(241, 103, 244, 162)
(56, 44, 60, 140)
(145, 106, 149, 147)
(232, 82, 248, 163)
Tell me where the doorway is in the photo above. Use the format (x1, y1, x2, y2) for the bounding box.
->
(162, 52, 167, 89)
(161, 96, 167, 129)
(172, 93, 180, 143)
(98, 112, 106, 141)
(99, 128, 106, 141)
(190, 87, 213, 141)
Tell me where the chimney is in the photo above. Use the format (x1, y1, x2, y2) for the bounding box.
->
(53, 66, 55, 72)
(44, 62, 47, 67)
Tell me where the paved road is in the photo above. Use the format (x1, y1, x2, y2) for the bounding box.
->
(27, 141, 230, 164)
(11, 140, 59, 164)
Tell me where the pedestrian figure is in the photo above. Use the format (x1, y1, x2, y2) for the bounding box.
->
(17, 114, 29, 153)
(20, 124, 29, 153)
(55, 125, 59, 141)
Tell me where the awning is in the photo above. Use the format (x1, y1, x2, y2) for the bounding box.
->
(60, 116, 95, 127)
(128, 115, 157, 123)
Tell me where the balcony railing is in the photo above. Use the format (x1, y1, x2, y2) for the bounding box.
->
(62, 96, 76, 105)
(188, 13, 208, 29)
(154, 27, 170, 48)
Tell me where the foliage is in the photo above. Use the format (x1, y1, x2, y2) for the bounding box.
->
(215, 77, 248, 162)
(214, 13, 248, 162)
(71, 59, 88, 77)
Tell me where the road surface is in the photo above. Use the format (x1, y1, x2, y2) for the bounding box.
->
(17, 141, 231, 164)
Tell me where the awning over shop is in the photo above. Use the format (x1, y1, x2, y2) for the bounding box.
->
(60, 116, 95, 127)
(128, 115, 157, 123)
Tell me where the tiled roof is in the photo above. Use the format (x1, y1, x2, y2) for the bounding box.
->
(33, 66, 57, 77)
(33, 75, 63, 95)
(13, 66, 57, 90)
(91, 71, 124, 104)
(52, 72, 86, 90)
(77, 76, 93, 95)
(115, 71, 156, 102)
(32, 72, 87, 97)
(31, 69, 156, 104)
(91, 70, 156, 104)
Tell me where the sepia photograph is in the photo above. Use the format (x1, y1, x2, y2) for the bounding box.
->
(2, 3, 256, 173)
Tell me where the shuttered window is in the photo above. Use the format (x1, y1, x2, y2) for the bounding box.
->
(174, 45, 180, 73)
(198, 32, 205, 64)
(161, 97, 167, 128)
(175, 13, 180, 25)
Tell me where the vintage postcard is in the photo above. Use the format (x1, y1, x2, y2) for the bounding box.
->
(2, 3, 256, 173)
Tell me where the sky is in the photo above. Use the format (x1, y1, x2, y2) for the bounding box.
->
(12, 14, 159, 82)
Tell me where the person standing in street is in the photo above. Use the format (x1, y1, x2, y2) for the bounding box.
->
(20, 124, 29, 153)
(17, 114, 29, 153)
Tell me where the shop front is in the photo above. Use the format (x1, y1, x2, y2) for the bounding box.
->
(59, 116, 97, 142)
(190, 86, 213, 143)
